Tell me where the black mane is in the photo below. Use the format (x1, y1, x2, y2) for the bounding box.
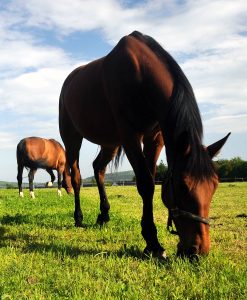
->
(130, 31, 215, 181)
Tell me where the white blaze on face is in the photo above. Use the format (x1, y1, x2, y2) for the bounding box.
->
(30, 191, 35, 198)
(57, 189, 62, 197)
(19, 191, 24, 198)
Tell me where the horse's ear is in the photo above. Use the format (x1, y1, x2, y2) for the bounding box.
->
(207, 132, 231, 158)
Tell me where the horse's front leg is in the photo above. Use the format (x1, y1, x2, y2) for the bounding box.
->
(64, 137, 83, 227)
(28, 169, 37, 198)
(123, 136, 166, 259)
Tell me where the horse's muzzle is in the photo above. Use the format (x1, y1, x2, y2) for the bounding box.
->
(176, 243, 209, 259)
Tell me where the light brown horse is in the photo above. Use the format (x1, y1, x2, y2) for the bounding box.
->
(16, 137, 72, 198)
(59, 31, 230, 259)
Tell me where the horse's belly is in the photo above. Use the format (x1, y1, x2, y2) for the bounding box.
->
(69, 104, 120, 146)
(81, 121, 121, 146)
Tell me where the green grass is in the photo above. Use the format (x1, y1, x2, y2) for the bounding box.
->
(0, 183, 246, 299)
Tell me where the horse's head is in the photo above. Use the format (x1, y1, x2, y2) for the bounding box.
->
(162, 133, 230, 258)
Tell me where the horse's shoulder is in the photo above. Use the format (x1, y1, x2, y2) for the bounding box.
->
(63, 65, 85, 87)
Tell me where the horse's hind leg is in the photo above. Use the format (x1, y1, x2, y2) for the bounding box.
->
(45, 168, 55, 187)
(28, 169, 37, 198)
(93, 146, 119, 225)
(66, 138, 83, 226)
(57, 168, 63, 197)
(60, 104, 83, 225)
(17, 164, 24, 197)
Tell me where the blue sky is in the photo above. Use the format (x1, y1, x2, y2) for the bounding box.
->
(0, 0, 246, 182)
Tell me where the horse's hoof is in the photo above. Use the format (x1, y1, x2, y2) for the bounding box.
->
(156, 250, 167, 260)
(96, 213, 110, 225)
(57, 189, 62, 197)
(74, 212, 83, 227)
(143, 247, 167, 261)
(19, 192, 24, 198)
(47, 181, 53, 187)
(30, 191, 35, 199)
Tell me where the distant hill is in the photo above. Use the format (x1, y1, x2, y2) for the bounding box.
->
(0, 181, 18, 189)
(83, 170, 135, 183)
(0, 170, 135, 189)
(0, 181, 56, 189)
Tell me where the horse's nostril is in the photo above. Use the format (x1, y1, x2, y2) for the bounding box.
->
(176, 245, 199, 259)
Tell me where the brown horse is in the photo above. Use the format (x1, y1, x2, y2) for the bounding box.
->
(16, 137, 72, 198)
(59, 31, 230, 259)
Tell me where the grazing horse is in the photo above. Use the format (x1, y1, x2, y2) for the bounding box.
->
(59, 31, 230, 259)
(16, 137, 72, 198)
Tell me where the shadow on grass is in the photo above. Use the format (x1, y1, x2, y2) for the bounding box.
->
(236, 213, 247, 218)
(22, 241, 146, 260)
(0, 215, 175, 264)
(0, 213, 136, 231)
(0, 213, 143, 259)
(0, 225, 193, 267)
(0, 224, 168, 262)
(0, 228, 145, 260)
(1, 214, 30, 225)
(0, 213, 78, 230)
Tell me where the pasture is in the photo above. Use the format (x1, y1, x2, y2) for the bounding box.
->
(0, 183, 246, 299)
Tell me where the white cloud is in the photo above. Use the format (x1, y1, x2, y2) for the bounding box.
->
(181, 38, 247, 119)
(0, 66, 74, 115)
(0, 41, 70, 77)
(0, 131, 17, 149)
(204, 114, 247, 134)
(7, 1, 246, 50)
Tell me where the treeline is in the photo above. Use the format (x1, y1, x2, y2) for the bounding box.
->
(215, 157, 247, 180)
(155, 157, 247, 182)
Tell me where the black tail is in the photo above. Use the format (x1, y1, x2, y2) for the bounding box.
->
(16, 139, 25, 166)
(113, 146, 124, 170)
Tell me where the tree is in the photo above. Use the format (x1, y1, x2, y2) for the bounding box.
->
(215, 157, 247, 180)
(132, 160, 168, 182)
(155, 160, 168, 181)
